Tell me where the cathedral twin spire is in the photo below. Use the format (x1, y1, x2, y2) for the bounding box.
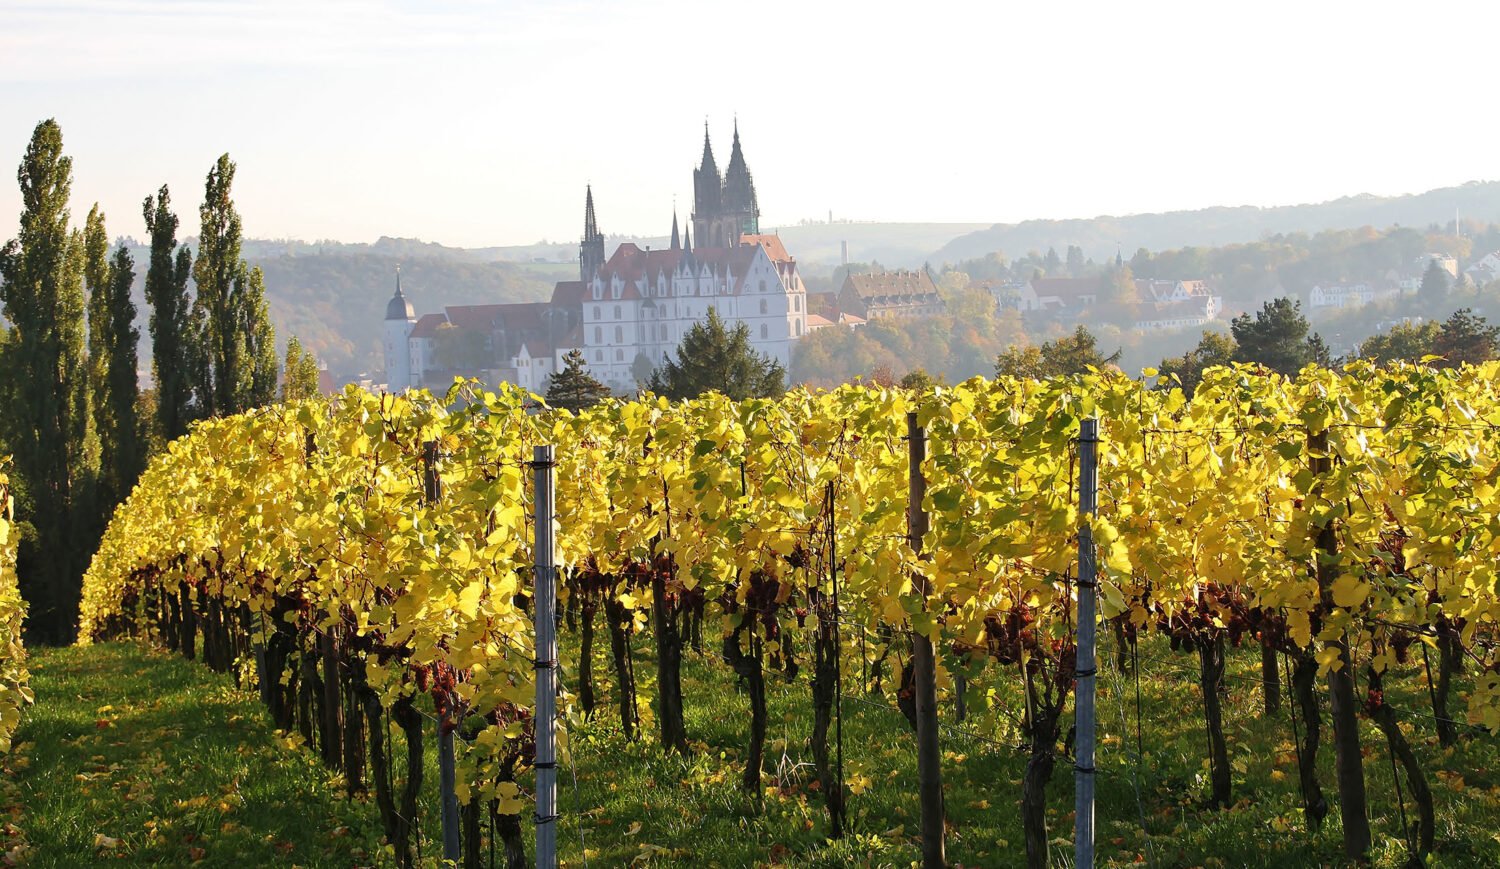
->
(582, 121, 755, 275)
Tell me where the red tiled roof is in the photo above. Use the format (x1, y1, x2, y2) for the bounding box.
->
(740, 233, 793, 263)
(408, 313, 448, 339)
(1030, 278, 1099, 303)
(844, 270, 938, 298)
(550, 280, 586, 307)
(444, 302, 549, 334)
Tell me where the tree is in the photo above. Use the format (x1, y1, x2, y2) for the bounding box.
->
(648, 309, 786, 401)
(1230, 298, 1323, 376)
(996, 326, 1120, 380)
(1066, 245, 1086, 277)
(1419, 258, 1450, 300)
(1158, 330, 1236, 396)
(142, 185, 196, 442)
(1043, 247, 1062, 274)
(84, 207, 143, 511)
(281, 336, 321, 402)
(1360, 320, 1440, 365)
(546, 349, 612, 412)
(1432, 308, 1500, 368)
(899, 368, 938, 391)
(192, 154, 277, 417)
(0, 119, 98, 641)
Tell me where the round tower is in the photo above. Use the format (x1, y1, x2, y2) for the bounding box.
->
(384, 267, 416, 391)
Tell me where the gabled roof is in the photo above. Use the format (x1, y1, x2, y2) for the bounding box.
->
(444, 302, 550, 334)
(550, 280, 586, 307)
(740, 233, 792, 263)
(408, 313, 448, 340)
(843, 269, 938, 299)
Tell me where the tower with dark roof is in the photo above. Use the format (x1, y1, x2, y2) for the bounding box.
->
(693, 121, 760, 249)
(580, 185, 605, 283)
(383, 267, 417, 390)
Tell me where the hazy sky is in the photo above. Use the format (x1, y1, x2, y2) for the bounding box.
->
(3, 0, 1498, 249)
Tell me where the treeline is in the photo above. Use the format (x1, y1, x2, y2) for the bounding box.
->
(950, 223, 1499, 303)
(0, 119, 317, 642)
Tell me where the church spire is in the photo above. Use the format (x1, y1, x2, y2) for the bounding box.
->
(671, 208, 681, 250)
(580, 185, 605, 284)
(584, 184, 599, 240)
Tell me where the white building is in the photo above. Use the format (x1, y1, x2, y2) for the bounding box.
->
(382, 124, 808, 395)
(1309, 283, 1377, 310)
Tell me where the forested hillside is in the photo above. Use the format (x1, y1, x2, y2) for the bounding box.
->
(935, 181, 1500, 264)
(117, 238, 554, 383)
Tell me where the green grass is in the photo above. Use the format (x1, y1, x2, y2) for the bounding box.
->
(1, 637, 1495, 867)
(0, 643, 387, 867)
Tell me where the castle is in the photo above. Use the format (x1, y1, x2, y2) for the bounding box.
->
(384, 123, 809, 395)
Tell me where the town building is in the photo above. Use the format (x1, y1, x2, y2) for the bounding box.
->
(383, 124, 809, 394)
(836, 269, 946, 320)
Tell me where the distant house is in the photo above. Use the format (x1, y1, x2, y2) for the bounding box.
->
(1466, 251, 1500, 287)
(1025, 277, 1100, 311)
(1308, 283, 1377, 310)
(1132, 279, 1222, 331)
(979, 279, 1040, 311)
(837, 269, 946, 320)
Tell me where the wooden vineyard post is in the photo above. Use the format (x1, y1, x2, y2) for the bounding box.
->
(424, 441, 462, 867)
(533, 445, 559, 869)
(907, 412, 946, 868)
(1074, 418, 1099, 869)
(1309, 427, 1371, 861)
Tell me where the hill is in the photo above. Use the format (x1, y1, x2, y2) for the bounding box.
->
(118, 238, 555, 384)
(933, 181, 1500, 264)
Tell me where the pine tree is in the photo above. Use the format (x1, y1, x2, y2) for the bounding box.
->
(281, 336, 321, 402)
(1230, 298, 1322, 376)
(1419, 258, 1450, 300)
(648, 309, 786, 401)
(142, 185, 196, 442)
(0, 119, 98, 641)
(546, 349, 612, 412)
(193, 154, 277, 417)
(1433, 308, 1500, 368)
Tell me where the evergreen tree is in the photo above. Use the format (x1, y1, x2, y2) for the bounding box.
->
(1230, 298, 1323, 376)
(102, 245, 143, 502)
(1419, 258, 1450, 300)
(1065, 244, 1086, 277)
(1432, 308, 1500, 368)
(0, 119, 98, 641)
(1158, 330, 1236, 396)
(546, 349, 612, 412)
(648, 309, 786, 401)
(142, 185, 196, 442)
(1043, 246, 1062, 274)
(193, 154, 276, 417)
(281, 335, 321, 402)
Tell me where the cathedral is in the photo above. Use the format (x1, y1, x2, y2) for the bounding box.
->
(385, 124, 809, 394)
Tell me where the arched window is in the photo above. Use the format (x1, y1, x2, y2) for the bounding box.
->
(759, 280, 766, 293)
(594, 326, 602, 344)
(593, 306, 600, 320)
(796, 320, 803, 336)
(760, 299, 767, 315)
(614, 326, 623, 343)
(614, 305, 621, 319)
(794, 296, 801, 312)
(760, 323, 768, 339)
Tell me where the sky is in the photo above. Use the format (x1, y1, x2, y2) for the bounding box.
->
(3, 0, 1498, 249)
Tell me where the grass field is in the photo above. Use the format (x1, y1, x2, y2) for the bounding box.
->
(1, 637, 1494, 868)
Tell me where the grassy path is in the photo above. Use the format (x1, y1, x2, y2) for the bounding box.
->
(0, 643, 386, 867)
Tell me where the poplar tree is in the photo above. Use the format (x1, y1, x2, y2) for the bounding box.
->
(142, 185, 196, 442)
(281, 335, 321, 402)
(193, 154, 277, 417)
(90, 239, 143, 509)
(0, 119, 97, 641)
